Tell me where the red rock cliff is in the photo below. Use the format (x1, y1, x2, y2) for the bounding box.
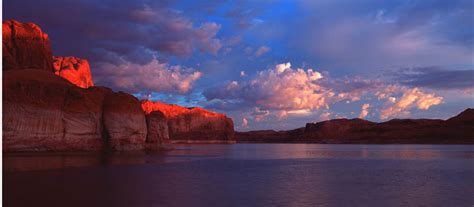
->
(142, 100, 235, 141)
(3, 69, 148, 152)
(3, 20, 236, 151)
(3, 20, 53, 71)
(53, 56, 94, 88)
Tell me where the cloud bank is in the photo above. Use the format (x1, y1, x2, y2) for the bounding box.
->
(204, 62, 444, 123)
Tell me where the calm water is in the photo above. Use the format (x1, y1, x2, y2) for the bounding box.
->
(4, 144, 474, 207)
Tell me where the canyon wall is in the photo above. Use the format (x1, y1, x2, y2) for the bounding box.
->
(2, 20, 235, 152)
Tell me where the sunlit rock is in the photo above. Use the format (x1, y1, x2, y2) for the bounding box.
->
(53, 56, 94, 88)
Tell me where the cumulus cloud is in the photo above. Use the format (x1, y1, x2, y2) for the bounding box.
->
(254, 46, 271, 57)
(205, 62, 333, 114)
(359, 104, 370, 119)
(95, 58, 202, 94)
(380, 88, 443, 119)
(205, 62, 445, 122)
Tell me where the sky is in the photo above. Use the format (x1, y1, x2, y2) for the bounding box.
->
(4, 0, 474, 131)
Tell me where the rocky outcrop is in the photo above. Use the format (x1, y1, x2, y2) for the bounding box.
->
(103, 92, 147, 151)
(53, 56, 94, 88)
(237, 109, 474, 144)
(3, 69, 147, 152)
(142, 100, 235, 141)
(3, 20, 53, 71)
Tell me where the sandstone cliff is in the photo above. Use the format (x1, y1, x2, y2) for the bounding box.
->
(3, 20, 235, 151)
(142, 100, 235, 141)
(3, 69, 148, 152)
(53, 56, 94, 88)
(3, 20, 53, 71)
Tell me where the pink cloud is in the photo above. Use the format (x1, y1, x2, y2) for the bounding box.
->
(255, 46, 271, 57)
(95, 58, 202, 94)
(380, 88, 443, 119)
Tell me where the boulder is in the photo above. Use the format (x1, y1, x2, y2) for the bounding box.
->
(103, 92, 147, 151)
(53, 56, 94, 88)
(141, 100, 235, 141)
(2, 20, 53, 71)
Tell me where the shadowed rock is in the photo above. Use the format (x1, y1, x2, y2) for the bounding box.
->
(103, 92, 147, 151)
(3, 69, 148, 152)
(146, 111, 170, 150)
(237, 109, 474, 144)
(3, 69, 108, 151)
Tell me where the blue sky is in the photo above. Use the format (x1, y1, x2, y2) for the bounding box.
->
(5, 0, 474, 130)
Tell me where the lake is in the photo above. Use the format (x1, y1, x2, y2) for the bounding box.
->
(4, 144, 474, 207)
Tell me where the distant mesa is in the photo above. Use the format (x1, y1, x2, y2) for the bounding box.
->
(237, 109, 474, 144)
(447, 108, 474, 124)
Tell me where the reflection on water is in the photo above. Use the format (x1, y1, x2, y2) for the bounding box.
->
(4, 144, 474, 207)
(4, 144, 474, 172)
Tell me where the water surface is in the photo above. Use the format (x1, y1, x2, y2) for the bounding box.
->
(4, 144, 474, 207)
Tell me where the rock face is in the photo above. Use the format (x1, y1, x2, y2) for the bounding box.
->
(2, 20, 235, 152)
(145, 111, 170, 149)
(3, 69, 148, 152)
(142, 100, 235, 141)
(103, 92, 147, 151)
(3, 69, 107, 151)
(53, 56, 94, 88)
(237, 109, 474, 144)
(3, 20, 53, 71)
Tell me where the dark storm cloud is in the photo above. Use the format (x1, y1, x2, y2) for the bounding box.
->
(4, 0, 222, 63)
(4, 0, 222, 94)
